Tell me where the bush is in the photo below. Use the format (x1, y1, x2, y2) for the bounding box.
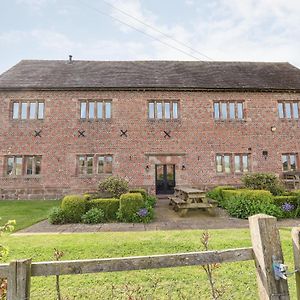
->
(129, 188, 148, 200)
(87, 198, 120, 221)
(48, 207, 67, 224)
(242, 173, 285, 195)
(273, 195, 300, 218)
(206, 186, 235, 206)
(98, 176, 129, 198)
(118, 193, 145, 222)
(145, 194, 157, 208)
(61, 195, 87, 223)
(226, 190, 283, 219)
(82, 208, 105, 224)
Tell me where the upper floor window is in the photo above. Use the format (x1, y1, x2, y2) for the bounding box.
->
(80, 100, 111, 120)
(282, 153, 298, 171)
(216, 153, 249, 174)
(77, 154, 113, 175)
(12, 101, 44, 120)
(148, 101, 179, 120)
(214, 101, 244, 120)
(6, 155, 42, 176)
(278, 102, 299, 119)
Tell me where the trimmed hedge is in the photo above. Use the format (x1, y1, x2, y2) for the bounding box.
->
(118, 193, 144, 222)
(61, 195, 87, 223)
(206, 186, 235, 205)
(273, 195, 298, 206)
(87, 198, 120, 221)
(129, 188, 148, 200)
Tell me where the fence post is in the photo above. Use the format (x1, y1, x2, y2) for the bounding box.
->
(292, 227, 300, 300)
(7, 259, 31, 300)
(249, 214, 290, 300)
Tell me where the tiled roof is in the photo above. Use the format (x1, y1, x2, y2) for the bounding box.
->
(1, 60, 300, 91)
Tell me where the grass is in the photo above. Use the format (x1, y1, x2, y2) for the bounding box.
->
(1, 228, 297, 299)
(0, 200, 60, 231)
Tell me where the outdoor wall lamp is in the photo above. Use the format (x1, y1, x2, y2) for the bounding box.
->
(181, 164, 186, 170)
(145, 165, 150, 171)
(271, 126, 277, 132)
(262, 150, 268, 160)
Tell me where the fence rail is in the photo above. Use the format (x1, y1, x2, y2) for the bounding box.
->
(0, 214, 296, 300)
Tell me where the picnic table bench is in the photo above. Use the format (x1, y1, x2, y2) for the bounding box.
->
(282, 171, 300, 190)
(168, 187, 217, 217)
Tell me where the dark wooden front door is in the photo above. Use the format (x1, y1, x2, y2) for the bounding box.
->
(155, 164, 175, 194)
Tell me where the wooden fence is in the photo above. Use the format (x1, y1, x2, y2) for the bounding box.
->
(1, 214, 300, 300)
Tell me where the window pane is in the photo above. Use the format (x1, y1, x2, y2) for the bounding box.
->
(89, 102, 95, 119)
(97, 102, 103, 119)
(15, 157, 23, 176)
(148, 102, 154, 119)
(242, 155, 249, 172)
(26, 157, 33, 175)
(35, 157, 41, 175)
(80, 102, 87, 119)
(7, 157, 14, 175)
(21, 103, 27, 119)
(13, 102, 19, 119)
(98, 156, 104, 173)
(278, 103, 284, 118)
(234, 155, 240, 172)
(221, 103, 227, 119)
(105, 102, 111, 119)
(30, 103, 37, 119)
(290, 155, 297, 171)
(173, 102, 178, 119)
(216, 155, 222, 173)
(224, 155, 231, 173)
(105, 156, 113, 173)
(237, 103, 243, 119)
(285, 103, 291, 119)
(38, 102, 44, 119)
(86, 156, 93, 174)
(229, 103, 235, 119)
(157, 102, 162, 119)
(214, 103, 220, 119)
(78, 156, 85, 174)
(165, 102, 171, 119)
(293, 103, 299, 119)
(282, 155, 288, 171)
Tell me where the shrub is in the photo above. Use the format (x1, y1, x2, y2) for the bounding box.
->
(206, 186, 235, 205)
(98, 176, 129, 198)
(87, 198, 120, 221)
(118, 193, 144, 222)
(136, 205, 155, 223)
(273, 195, 300, 218)
(61, 195, 87, 223)
(242, 173, 285, 195)
(82, 208, 105, 224)
(145, 194, 157, 208)
(129, 188, 148, 200)
(226, 190, 282, 219)
(48, 207, 67, 224)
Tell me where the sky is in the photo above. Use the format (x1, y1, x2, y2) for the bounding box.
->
(0, 0, 300, 74)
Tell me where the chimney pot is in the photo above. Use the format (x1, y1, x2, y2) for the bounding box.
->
(69, 55, 73, 63)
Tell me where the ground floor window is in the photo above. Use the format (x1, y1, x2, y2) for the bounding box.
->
(6, 155, 42, 176)
(77, 154, 113, 175)
(282, 153, 298, 171)
(216, 153, 249, 174)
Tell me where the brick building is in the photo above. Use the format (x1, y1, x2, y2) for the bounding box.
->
(0, 59, 300, 199)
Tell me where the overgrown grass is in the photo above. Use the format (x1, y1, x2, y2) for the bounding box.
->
(0, 200, 60, 231)
(1, 228, 296, 299)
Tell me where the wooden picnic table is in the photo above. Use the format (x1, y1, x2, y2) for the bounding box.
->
(169, 186, 217, 217)
(282, 171, 300, 189)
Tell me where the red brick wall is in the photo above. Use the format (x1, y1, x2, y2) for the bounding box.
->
(0, 90, 299, 199)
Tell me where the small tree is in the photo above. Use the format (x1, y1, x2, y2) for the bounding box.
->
(98, 176, 129, 198)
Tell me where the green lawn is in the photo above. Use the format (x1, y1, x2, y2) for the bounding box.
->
(1, 228, 296, 299)
(0, 200, 60, 231)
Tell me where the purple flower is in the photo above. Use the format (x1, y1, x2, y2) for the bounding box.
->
(282, 202, 295, 212)
(137, 208, 148, 217)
